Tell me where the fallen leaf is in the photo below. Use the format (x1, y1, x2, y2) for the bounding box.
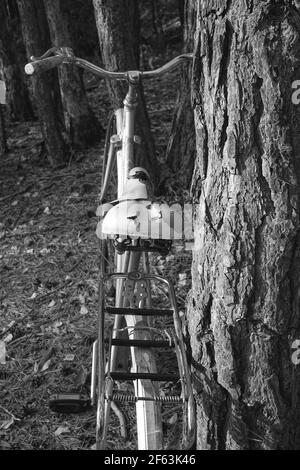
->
(80, 305, 88, 315)
(3, 334, 13, 343)
(41, 359, 51, 371)
(54, 426, 70, 437)
(41, 424, 48, 434)
(0, 341, 6, 365)
(168, 413, 178, 425)
(0, 417, 14, 430)
(178, 273, 187, 286)
(64, 354, 75, 362)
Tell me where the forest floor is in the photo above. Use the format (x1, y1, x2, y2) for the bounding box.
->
(0, 46, 193, 450)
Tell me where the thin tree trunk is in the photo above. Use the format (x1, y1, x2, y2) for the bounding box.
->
(165, 0, 196, 189)
(152, 0, 165, 50)
(92, 0, 159, 186)
(0, 0, 34, 121)
(0, 105, 7, 156)
(17, 0, 68, 166)
(188, 0, 300, 450)
(43, 0, 103, 149)
(177, 0, 185, 31)
(0, 62, 8, 156)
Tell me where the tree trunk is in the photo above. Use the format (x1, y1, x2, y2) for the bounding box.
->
(188, 0, 300, 450)
(0, 105, 7, 157)
(165, 0, 196, 189)
(177, 0, 185, 31)
(17, 0, 68, 166)
(152, 0, 165, 50)
(0, 0, 34, 121)
(92, 0, 159, 186)
(43, 0, 103, 149)
(0, 62, 8, 156)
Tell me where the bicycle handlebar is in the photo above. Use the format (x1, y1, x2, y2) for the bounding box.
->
(25, 55, 65, 75)
(24, 47, 194, 81)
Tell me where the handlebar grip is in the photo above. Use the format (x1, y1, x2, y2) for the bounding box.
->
(25, 55, 64, 75)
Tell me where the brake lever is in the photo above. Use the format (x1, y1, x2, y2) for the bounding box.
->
(30, 46, 61, 62)
(30, 46, 75, 63)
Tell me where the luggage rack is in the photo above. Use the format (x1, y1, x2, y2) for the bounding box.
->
(93, 270, 196, 450)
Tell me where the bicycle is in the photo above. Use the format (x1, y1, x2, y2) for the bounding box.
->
(25, 46, 196, 450)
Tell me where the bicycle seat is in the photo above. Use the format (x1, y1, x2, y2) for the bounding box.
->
(97, 167, 183, 240)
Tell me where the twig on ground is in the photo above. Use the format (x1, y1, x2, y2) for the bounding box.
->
(0, 185, 33, 203)
(0, 404, 21, 422)
(111, 402, 127, 439)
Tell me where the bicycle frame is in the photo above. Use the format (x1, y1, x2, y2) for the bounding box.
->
(100, 74, 164, 450)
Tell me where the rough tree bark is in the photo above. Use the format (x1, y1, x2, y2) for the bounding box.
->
(43, 0, 103, 149)
(93, 0, 159, 186)
(0, 105, 7, 157)
(188, 0, 300, 449)
(17, 0, 68, 166)
(165, 0, 196, 189)
(0, 62, 8, 156)
(0, 0, 34, 121)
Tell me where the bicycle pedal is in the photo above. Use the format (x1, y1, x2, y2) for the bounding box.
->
(49, 393, 92, 414)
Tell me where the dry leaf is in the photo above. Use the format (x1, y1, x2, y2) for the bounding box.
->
(168, 413, 178, 425)
(64, 354, 75, 362)
(80, 305, 88, 315)
(4, 334, 13, 343)
(0, 341, 6, 365)
(41, 359, 51, 371)
(0, 417, 14, 430)
(54, 426, 70, 437)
